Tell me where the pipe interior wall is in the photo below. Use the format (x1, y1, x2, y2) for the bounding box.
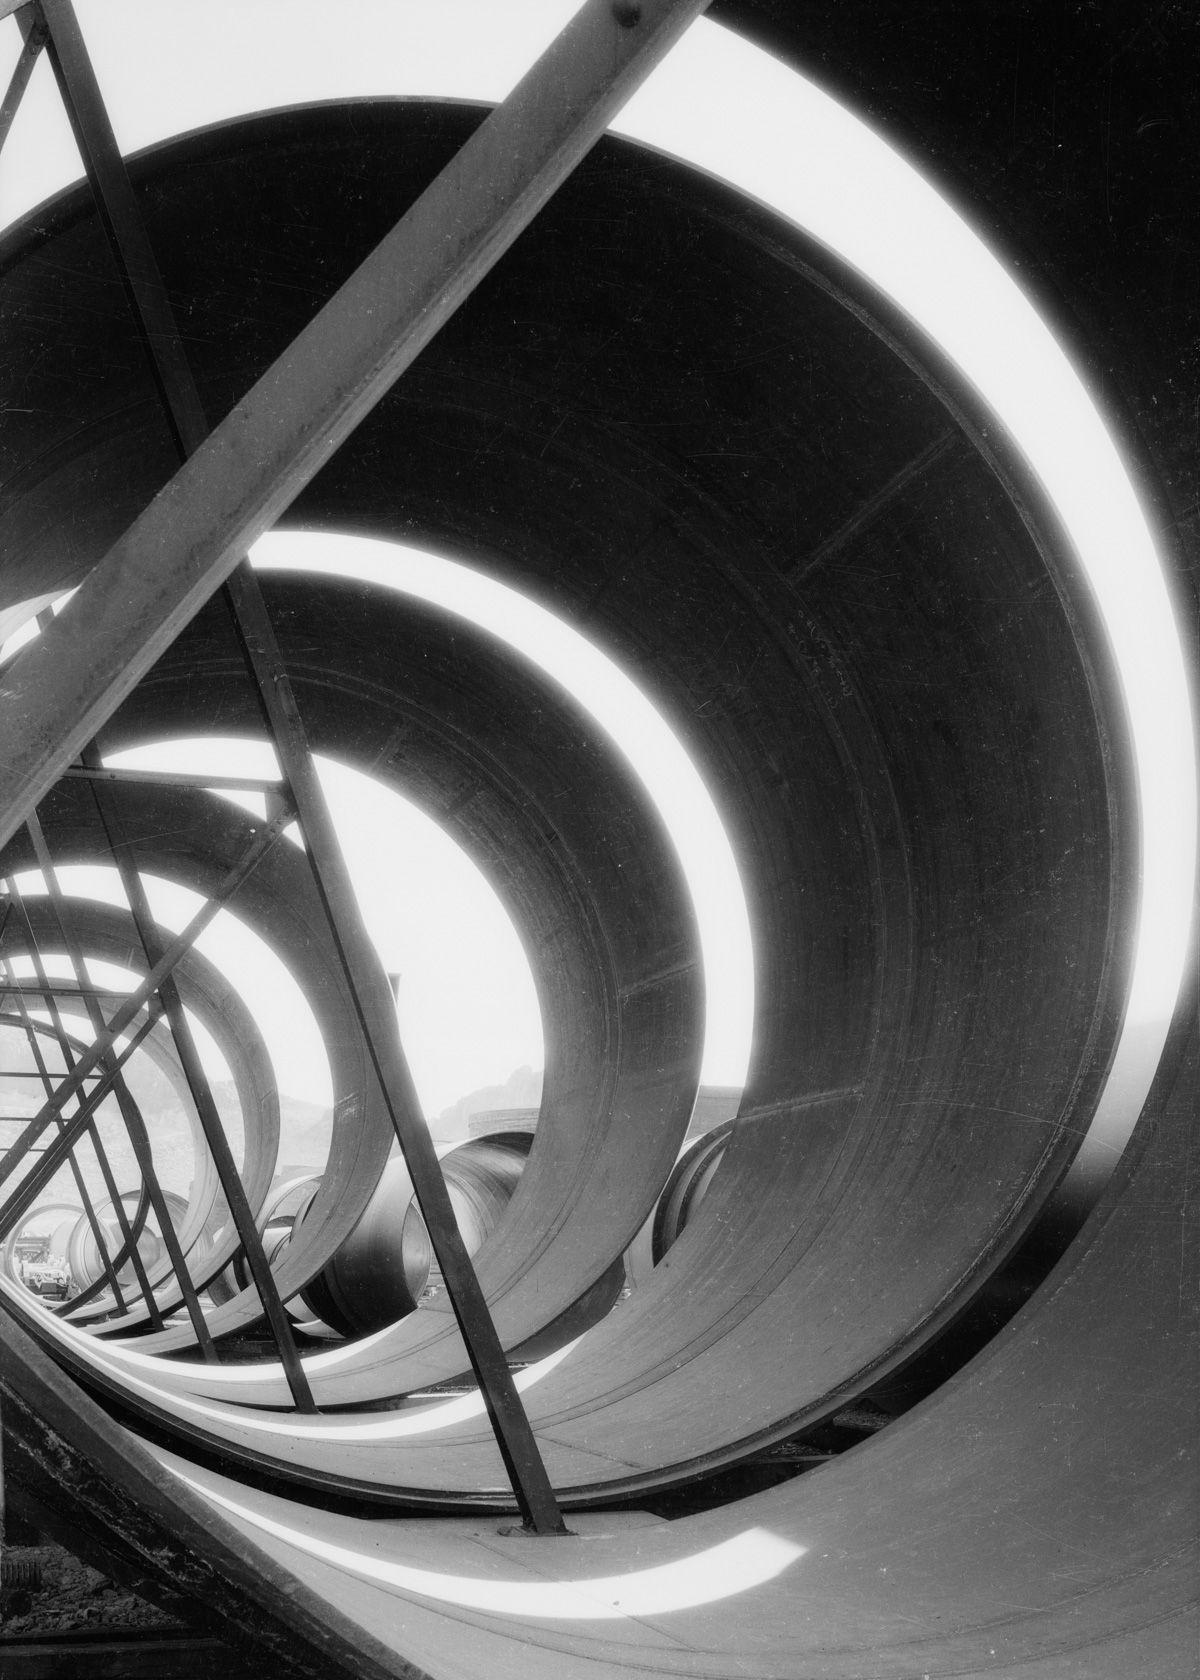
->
(0, 0, 1194, 1666)
(0, 782, 397, 1342)
(93, 577, 704, 1390)
(0, 894, 273, 1321)
(0, 105, 1137, 1496)
(148, 988, 1198, 1678)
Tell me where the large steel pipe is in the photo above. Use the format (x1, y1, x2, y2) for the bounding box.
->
(304, 1135, 531, 1338)
(0, 781, 398, 1344)
(6, 568, 704, 1397)
(96, 574, 705, 1393)
(0, 103, 1137, 1498)
(0, 0, 1189, 1666)
(0, 894, 274, 1325)
(0, 0, 1194, 1667)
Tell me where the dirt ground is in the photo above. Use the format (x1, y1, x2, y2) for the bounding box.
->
(0, 1541, 185, 1637)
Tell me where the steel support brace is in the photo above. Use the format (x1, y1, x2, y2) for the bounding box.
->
(0, 0, 709, 852)
(0, 0, 709, 1531)
(225, 572, 567, 1525)
(74, 754, 307, 1395)
(22, 818, 217, 1355)
(0, 1012, 160, 1236)
(0, 803, 293, 1191)
(63, 765, 285, 795)
(7, 0, 705, 1534)
(0, 8, 42, 156)
(0, 943, 138, 1321)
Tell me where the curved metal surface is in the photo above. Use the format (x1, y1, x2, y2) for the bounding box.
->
(0, 893, 269, 1322)
(0, 103, 1134, 1488)
(0, 3, 1194, 1675)
(0, 781, 398, 1342)
(100, 575, 705, 1391)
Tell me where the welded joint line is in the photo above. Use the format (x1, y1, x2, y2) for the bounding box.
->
(0, 937, 136, 1320)
(0, 6, 43, 157)
(789, 431, 960, 583)
(75, 750, 310, 1399)
(22, 817, 213, 1350)
(0, 800, 294, 1192)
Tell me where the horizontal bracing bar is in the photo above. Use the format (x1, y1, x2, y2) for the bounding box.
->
(63, 765, 285, 794)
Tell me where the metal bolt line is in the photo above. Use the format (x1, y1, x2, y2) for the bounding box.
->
(74, 754, 308, 1398)
(21, 819, 216, 1354)
(0, 801, 294, 1194)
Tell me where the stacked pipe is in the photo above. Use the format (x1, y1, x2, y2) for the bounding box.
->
(0, 74, 1192, 1680)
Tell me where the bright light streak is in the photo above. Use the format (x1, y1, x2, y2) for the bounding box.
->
(253, 533, 754, 1091)
(1, 1279, 581, 1436)
(101, 740, 545, 1118)
(0, 0, 1189, 1161)
(9, 860, 331, 1126)
(174, 1467, 805, 1619)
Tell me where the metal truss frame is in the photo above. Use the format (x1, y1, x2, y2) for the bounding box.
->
(0, 0, 709, 1533)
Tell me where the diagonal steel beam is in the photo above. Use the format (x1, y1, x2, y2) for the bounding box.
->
(18, 0, 706, 1530)
(72, 758, 307, 1395)
(0, 0, 708, 854)
(0, 941, 138, 1321)
(0, 1011, 160, 1238)
(23, 815, 219, 1357)
(226, 572, 562, 1515)
(0, 7, 42, 157)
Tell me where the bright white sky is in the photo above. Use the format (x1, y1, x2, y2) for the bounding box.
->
(0, 0, 1193, 1163)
